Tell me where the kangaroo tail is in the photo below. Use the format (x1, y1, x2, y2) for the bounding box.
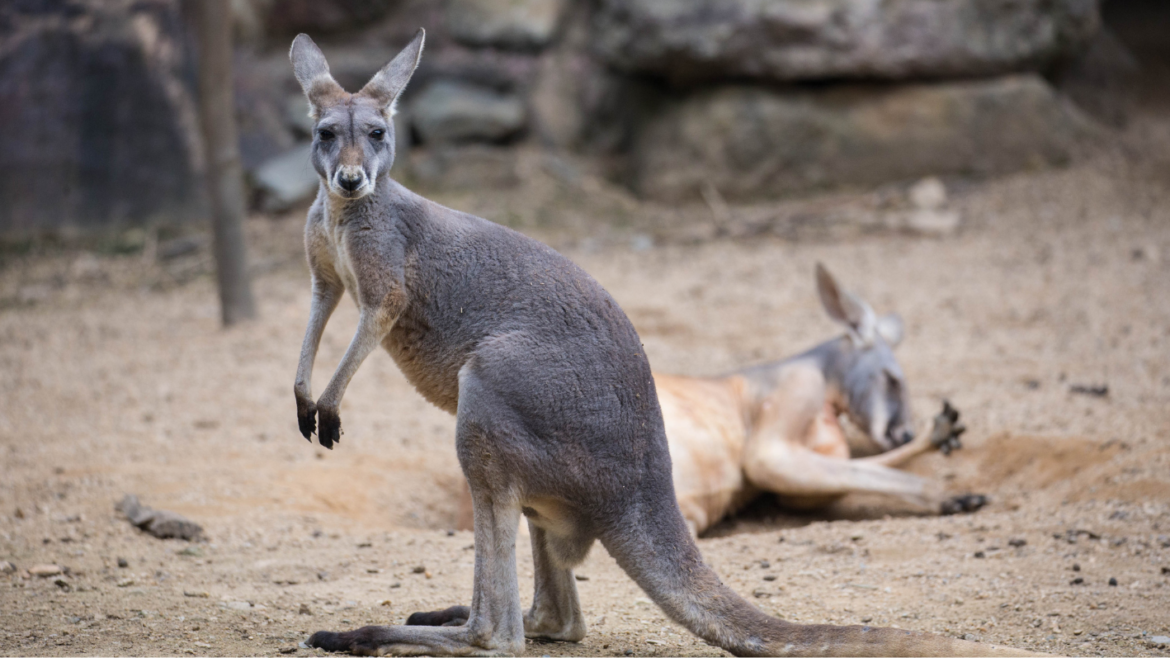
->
(600, 498, 1036, 657)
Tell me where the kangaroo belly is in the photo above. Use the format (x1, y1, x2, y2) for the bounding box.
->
(655, 374, 749, 533)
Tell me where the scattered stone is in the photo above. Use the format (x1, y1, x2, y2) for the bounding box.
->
(30, 564, 63, 578)
(221, 600, 253, 611)
(54, 577, 71, 591)
(412, 565, 427, 574)
(1162, 567, 1170, 575)
(379, 599, 393, 607)
(1109, 577, 1118, 586)
(595, 0, 1099, 84)
(14, 508, 25, 519)
(763, 574, 778, 582)
(157, 236, 208, 261)
(299, 603, 312, 615)
(116, 495, 203, 541)
(253, 143, 318, 212)
(759, 560, 771, 568)
(574, 574, 589, 581)
(1069, 383, 1109, 397)
(1072, 563, 1081, 571)
(446, 0, 569, 50)
(1148, 636, 1170, 648)
(117, 557, 129, 568)
(184, 590, 209, 598)
(178, 546, 203, 558)
(390, 582, 401, 588)
(0, 560, 16, 574)
(116, 578, 134, 588)
(1070, 577, 1084, 585)
(410, 81, 526, 145)
(974, 551, 986, 559)
(1008, 538, 1027, 548)
(280, 647, 298, 654)
(631, 75, 1095, 202)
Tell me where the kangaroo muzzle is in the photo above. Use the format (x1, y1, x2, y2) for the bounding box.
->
(332, 166, 369, 198)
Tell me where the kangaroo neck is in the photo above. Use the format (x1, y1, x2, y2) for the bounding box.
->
(320, 180, 392, 228)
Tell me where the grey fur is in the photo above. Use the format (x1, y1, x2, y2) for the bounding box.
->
(289, 33, 1033, 658)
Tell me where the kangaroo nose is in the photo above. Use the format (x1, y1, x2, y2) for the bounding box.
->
(338, 174, 363, 191)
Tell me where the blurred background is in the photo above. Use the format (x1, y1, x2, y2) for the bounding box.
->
(2, 2, 1170, 656)
(0, 0, 1167, 236)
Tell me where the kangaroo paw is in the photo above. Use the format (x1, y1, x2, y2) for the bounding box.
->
(940, 493, 988, 515)
(406, 605, 470, 627)
(930, 400, 966, 456)
(296, 396, 317, 441)
(317, 408, 341, 449)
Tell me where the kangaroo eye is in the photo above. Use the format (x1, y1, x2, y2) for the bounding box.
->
(317, 129, 335, 141)
(370, 129, 385, 140)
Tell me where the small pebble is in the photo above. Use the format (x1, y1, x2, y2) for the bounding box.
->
(574, 574, 589, 581)
(0, 560, 16, 573)
(973, 551, 985, 559)
(1070, 577, 1084, 585)
(116, 557, 129, 568)
(1072, 563, 1080, 572)
(763, 574, 778, 582)
(299, 604, 312, 615)
(1148, 636, 1170, 648)
(29, 564, 62, 577)
(280, 647, 298, 654)
(1109, 577, 1118, 586)
(759, 560, 770, 569)
(1008, 538, 1026, 548)
(412, 565, 426, 574)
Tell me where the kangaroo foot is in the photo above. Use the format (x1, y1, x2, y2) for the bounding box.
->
(941, 493, 988, 515)
(930, 400, 966, 455)
(317, 408, 342, 449)
(296, 396, 316, 440)
(405, 605, 470, 627)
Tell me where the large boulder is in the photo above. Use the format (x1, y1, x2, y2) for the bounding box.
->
(446, 0, 569, 50)
(631, 75, 1098, 202)
(0, 0, 205, 234)
(595, 0, 1100, 84)
(409, 80, 527, 144)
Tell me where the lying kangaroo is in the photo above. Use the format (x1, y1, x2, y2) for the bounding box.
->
(663, 264, 975, 535)
(289, 30, 1031, 657)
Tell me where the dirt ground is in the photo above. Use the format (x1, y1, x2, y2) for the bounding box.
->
(2, 120, 1170, 656)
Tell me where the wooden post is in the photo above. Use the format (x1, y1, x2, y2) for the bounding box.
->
(192, 0, 257, 326)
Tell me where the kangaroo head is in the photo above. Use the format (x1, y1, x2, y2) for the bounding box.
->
(815, 263, 912, 451)
(289, 30, 425, 200)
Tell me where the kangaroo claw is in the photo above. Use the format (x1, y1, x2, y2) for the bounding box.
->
(929, 400, 966, 455)
(296, 396, 317, 441)
(317, 408, 341, 449)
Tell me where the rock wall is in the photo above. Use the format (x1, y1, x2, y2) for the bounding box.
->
(0, 0, 206, 235)
(0, 0, 1113, 233)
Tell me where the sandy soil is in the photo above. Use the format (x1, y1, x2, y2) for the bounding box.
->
(2, 132, 1170, 656)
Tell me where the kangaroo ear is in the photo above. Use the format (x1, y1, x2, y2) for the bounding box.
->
(875, 313, 904, 347)
(360, 28, 425, 118)
(290, 34, 344, 120)
(815, 262, 877, 346)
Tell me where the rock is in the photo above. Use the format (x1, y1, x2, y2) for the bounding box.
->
(594, 0, 1101, 85)
(115, 494, 203, 541)
(1149, 636, 1170, 648)
(299, 603, 312, 615)
(631, 75, 1096, 202)
(1050, 28, 1140, 128)
(446, 0, 569, 50)
(221, 600, 253, 611)
(29, 564, 62, 578)
(116, 557, 129, 568)
(0, 0, 205, 234)
(410, 81, 526, 145)
(253, 143, 319, 212)
(408, 146, 521, 191)
(264, 0, 399, 35)
(1109, 577, 1118, 586)
(0, 560, 15, 574)
(184, 590, 210, 598)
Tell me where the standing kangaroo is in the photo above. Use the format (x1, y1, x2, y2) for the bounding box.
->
(289, 30, 1032, 657)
